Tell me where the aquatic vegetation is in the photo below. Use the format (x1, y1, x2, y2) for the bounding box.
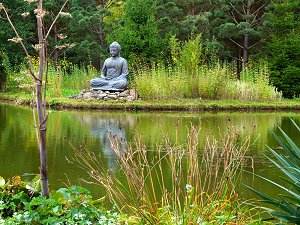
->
(73, 126, 262, 224)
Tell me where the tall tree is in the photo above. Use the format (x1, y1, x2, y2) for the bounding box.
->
(264, 0, 300, 98)
(109, 0, 162, 62)
(64, 0, 122, 68)
(209, 0, 269, 75)
(156, 0, 213, 40)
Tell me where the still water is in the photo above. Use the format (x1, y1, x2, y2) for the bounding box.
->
(0, 102, 299, 200)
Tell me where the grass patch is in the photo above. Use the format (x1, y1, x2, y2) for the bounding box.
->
(0, 92, 300, 111)
(134, 62, 282, 101)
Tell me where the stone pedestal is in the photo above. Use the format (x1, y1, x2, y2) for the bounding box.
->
(69, 89, 138, 102)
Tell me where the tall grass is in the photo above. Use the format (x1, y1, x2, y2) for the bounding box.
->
(4, 59, 98, 97)
(134, 35, 282, 101)
(72, 126, 258, 224)
(134, 62, 282, 101)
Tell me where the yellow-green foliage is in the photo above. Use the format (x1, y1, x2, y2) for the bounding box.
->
(4, 59, 98, 98)
(134, 62, 282, 101)
(134, 65, 192, 99)
(133, 35, 282, 101)
(170, 34, 204, 74)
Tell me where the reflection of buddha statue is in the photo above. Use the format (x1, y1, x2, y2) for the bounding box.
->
(90, 118, 127, 171)
(90, 42, 129, 91)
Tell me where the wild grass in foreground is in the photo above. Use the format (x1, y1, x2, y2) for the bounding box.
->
(72, 126, 265, 224)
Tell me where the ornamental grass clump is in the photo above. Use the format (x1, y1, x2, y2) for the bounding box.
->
(73, 126, 258, 224)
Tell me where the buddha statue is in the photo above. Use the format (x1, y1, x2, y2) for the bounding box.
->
(90, 42, 129, 91)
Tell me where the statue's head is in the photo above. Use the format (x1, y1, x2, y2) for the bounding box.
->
(109, 42, 121, 57)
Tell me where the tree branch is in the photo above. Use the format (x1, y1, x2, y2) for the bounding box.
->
(249, 38, 266, 49)
(229, 38, 244, 49)
(229, 12, 239, 25)
(2, 6, 38, 81)
(45, 0, 69, 40)
(229, 3, 244, 17)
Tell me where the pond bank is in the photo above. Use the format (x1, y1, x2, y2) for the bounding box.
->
(1, 92, 300, 111)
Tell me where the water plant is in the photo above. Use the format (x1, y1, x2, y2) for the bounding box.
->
(73, 125, 259, 224)
(248, 119, 300, 223)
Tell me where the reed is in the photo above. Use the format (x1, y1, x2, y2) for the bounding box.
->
(72, 125, 257, 224)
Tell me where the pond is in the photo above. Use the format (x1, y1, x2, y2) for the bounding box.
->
(0, 102, 299, 201)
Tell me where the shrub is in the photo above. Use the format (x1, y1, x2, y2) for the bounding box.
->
(134, 62, 282, 101)
(0, 176, 120, 224)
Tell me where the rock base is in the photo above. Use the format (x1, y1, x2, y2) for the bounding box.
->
(69, 89, 137, 101)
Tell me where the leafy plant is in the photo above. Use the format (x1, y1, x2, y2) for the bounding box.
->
(248, 119, 300, 223)
(0, 176, 121, 224)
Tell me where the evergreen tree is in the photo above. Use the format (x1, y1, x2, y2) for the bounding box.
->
(265, 0, 300, 98)
(209, 0, 269, 74)
(109, 0, 162, 62)
(0, 0, 35, 69)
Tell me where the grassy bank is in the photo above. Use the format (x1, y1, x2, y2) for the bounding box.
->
(0, 92, 300, 111)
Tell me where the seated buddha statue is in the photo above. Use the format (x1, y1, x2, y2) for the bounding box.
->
(90, 42, 129, 91)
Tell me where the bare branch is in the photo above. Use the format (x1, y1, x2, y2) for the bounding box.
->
(2, 6, 38, 80)
(229, 3, 244, 17)
(229, 12, 239, 25)
(252, 3, 266, 16)
(45, 0, 69, 39)
(249, 38, 267, 49)
(229, 38, 244, 49)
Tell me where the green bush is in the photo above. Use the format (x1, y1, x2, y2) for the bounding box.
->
(0, 176, 120, 224)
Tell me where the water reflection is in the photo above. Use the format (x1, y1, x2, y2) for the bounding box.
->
(84, 115, 134, 170)
(0, 102, 300, 199)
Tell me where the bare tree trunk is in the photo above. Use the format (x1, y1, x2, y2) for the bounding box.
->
(53, 23, 58, 70)
(243, 0, 251, 69)
(36, 0, 49, 198)
(243, 33, 249, 69)
(237, 50, 242, 80)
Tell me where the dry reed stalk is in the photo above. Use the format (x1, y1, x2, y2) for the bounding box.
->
(71, 125, 251, 223)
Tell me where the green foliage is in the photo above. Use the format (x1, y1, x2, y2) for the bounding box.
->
(249, 119, 300, 223)
(208, 0, 268, 67)
(0, 176, 120, 224)
(66, 0, 110, 67)
(134, 62, 282, 101)
(109, 0, 162, 62)
(170, 34, 205, 74)
(4, 59, 98, 98)
(265, 0, 300, 98)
